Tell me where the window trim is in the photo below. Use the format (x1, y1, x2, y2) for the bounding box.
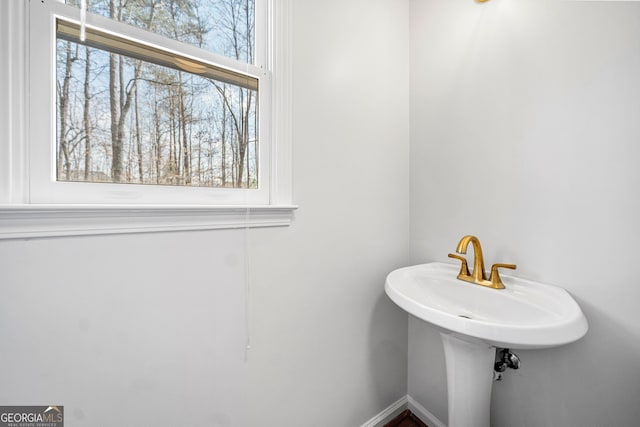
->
(55, 19, 260, 91)
(0, 204, 295, 239)
(0, 0, 294, 239)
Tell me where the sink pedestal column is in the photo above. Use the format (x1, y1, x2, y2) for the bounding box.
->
(440, 333, 495, 427)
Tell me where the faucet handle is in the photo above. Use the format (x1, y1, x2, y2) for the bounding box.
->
(488, 263, 516, 289)
(448, 253, 470, 278)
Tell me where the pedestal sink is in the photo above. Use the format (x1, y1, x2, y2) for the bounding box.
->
(385, 262, 588, 427)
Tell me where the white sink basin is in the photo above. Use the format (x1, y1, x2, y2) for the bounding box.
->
(385, 262, 588, 349)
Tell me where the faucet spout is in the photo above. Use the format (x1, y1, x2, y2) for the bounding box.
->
(455, 235, 486, 282)
(448, 235, 517, 289)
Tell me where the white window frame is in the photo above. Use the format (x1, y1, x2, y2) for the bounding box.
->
(0, 0, 294, 239)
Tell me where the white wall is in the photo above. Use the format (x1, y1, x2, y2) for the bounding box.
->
(246, 0, 411, 424)
(409, 1, 640, 426)
(0, 0, 411, 426)
(0, 231, 253, 425)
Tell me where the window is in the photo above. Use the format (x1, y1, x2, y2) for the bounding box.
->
(30, 0, 277, 205)
(0, 0, 293, 238)
(54, 18, 259, 189)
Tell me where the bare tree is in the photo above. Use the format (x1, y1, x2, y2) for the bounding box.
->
(58, 0, 258, 189)
(83, 46, 92, 180)
(58, 41, 77, 180)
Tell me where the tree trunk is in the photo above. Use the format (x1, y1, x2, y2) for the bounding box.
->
(177, 73, 191, 185)
(58, 41, 75, 181)
(153, 86, 162, 184)
(134, 85, 143, 183)
(221, 105, 227, 186)
(83, 46, 91, 180)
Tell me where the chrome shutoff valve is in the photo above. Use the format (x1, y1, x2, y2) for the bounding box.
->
(494, 348, 521, 378)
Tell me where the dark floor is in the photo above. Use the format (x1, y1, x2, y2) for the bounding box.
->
(383, 409, 429, 427)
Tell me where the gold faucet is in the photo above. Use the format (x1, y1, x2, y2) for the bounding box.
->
(447, 235, 516, 289)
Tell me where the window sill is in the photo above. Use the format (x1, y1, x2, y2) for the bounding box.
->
(0, 204, 297, 240)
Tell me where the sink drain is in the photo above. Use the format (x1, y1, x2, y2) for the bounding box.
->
(458, 315, 472, 319)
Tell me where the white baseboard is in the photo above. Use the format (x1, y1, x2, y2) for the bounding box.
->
(360, 394, 447, 427)
(360, 395, 408, 427)
(407, 395, 447, 427)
